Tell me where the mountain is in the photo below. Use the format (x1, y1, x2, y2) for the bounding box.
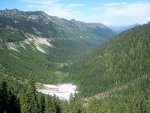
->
(0, 9, 149, 113)
(67, 23, 150, 97)
(0, 9, 115, 83)
(109, 24, 139, 33)
(0, 9, 115, 43)
(0, 8, 116, 60)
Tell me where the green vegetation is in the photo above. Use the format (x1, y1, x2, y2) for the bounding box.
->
(0, 74, 83, 113)
(86, 75, 150, 113)
(0, 44, 59, 83)
(67, 23, 150, 97)
(0, 69, 149, 113)
(0, 9, 150, 113)
(0, 9, 115, 83)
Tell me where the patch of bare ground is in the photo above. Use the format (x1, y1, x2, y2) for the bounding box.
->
(83, 74, 149, 107)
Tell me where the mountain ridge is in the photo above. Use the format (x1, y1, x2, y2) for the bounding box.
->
(0, 9, 116, 42)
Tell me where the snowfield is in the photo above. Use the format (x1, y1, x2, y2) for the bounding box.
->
(25, 34, 53, 53)
(6, 33, 53, 53)
(37, 83, 78, 100)
(7, 43, 20, 52)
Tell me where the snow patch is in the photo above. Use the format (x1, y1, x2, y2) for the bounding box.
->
(20, 43, 26, 49)
(25, 34, 53, 53)
(6, 34, 52, 53)
(24, 40, 30, 44)
(7, 43, 20, 52)
(37, 83, 78, 100)
(35, 38, 52, 47)
(9, 53, 19, 59)
(36, 45, 46, 53)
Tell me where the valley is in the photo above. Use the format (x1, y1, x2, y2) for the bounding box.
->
(0, 9, 116, 84)
(0, 8, 150, 113)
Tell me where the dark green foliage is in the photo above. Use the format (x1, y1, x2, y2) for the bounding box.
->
(44, 96, 56, 113)
(0, 74, 149, 113)
(69, 94, 83, 113)
(60, 101, 69, 113)
(20, 77, 40, 113)
(0, 75, 66, 113)
(0, 75, 21, 113)
(38, 94, 45, 113)
(86, 98, 100, 113)
(0, 81, 9, 113)
(84, 76, 150, 113)
(7, 91, 21, 113)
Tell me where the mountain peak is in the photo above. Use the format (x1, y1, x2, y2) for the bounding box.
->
(0, 8, 20, 14)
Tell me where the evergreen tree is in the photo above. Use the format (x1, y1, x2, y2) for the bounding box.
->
(69, 94, 83, 113)
(60, 101, 69, 113)
(87, 98, 100, 113)
(20, 89, 28, 113)
(26, 77, 40, 113)
(38, 94, 46, 113)
(0, 80, 20, 113)
(0, 81, 9, 113)
(20, 77, 39, 113)
(7, 91, 20, 113)
(44, 96, 56, 113)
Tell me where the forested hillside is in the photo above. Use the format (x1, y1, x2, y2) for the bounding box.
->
(67, 23, 150, 97)
(0, 22, 149, 113)
(0, 9, 115, 82)
(85, 75, 150, 113)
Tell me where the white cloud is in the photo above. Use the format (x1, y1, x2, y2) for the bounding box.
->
(22, 0, 85, 20)
(21, 0, 150, 25)
(91, 2, 150, 25)
(106, 3, 150, 17)
(22, 0, 59, 5)
(104, 2, 127, 7)
(67, 3, 85, 8)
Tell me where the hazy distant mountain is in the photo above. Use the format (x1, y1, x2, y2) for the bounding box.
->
(109, 24, 139, 33)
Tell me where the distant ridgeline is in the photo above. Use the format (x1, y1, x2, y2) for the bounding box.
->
(0, 9, 115, 82)
(0, 9, 115, 43)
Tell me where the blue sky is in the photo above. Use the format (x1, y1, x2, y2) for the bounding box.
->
(0, 0, 150, 26)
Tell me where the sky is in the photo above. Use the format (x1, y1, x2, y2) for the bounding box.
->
(0, 0, 150, 26)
